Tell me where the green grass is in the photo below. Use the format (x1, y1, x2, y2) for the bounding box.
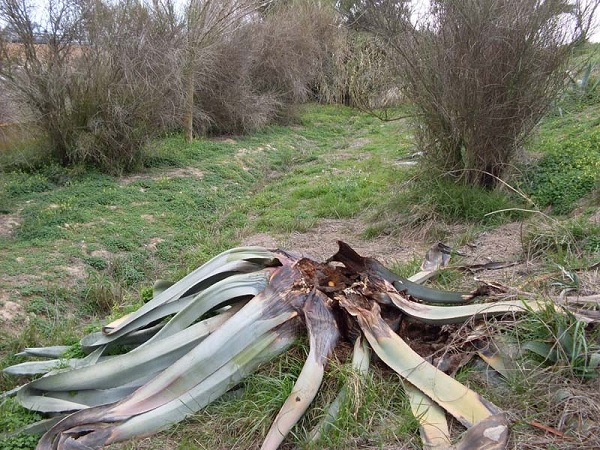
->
(522, 115, 600, 215)
(1, 100, 600, 449)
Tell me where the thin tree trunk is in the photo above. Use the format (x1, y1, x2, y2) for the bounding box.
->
(183, 44, 194, 143)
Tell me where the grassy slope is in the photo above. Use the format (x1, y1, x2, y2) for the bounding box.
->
(0, 95, 599, 449)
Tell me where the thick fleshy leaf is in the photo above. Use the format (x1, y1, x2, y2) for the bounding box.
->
(385, 292, 545, 324)
(261, 289, 339, 450)
(36, 266, 304, 449)
(53, 323, 299, 449)
(308, 335, 370, 443)
(98, 247, 276, 340)
(340, 300, 498, 428)
(451, 413, 509, 450)
(405, 383, 451, 450)
(17, 309, 239, 412)
(143, 271, 270, 345)
(15, 346, 71, 359)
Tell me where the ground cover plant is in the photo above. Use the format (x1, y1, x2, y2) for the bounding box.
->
(1, 103, 599, 449)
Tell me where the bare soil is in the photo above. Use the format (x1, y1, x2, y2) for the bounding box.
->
(119, 167, 204, 185)
(0, 213, 21, 237)
(243, 218, 428, 264)
(242, 218, 528, 277)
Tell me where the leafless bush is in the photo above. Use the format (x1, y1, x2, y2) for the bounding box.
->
(313, 2, 402, 108)
(360, 0, 592, 188)
(192, 38, 282, 134)
(1, 0, 343, 164)
(0, 0, 184, 173)
(192, 0, 341, 134)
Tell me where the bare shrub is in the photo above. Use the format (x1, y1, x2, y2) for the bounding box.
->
(67, 0, 185, 172)
(1, 0, 343, 164)
(315, 2, 402, 108)
(193, 0, 340, 134)
(314, 29, 401, 109)
(0, 0, 184, 173)
(359, 0, 593, 188)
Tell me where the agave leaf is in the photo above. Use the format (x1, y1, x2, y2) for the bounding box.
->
(3, 357, 111, 377)
(476, 344, 511, 379)
(406, 240, 453, 447)
(409, 242, 453, 284)
(100, 247, 276, 338)
(308, 335, 370, 443)
(50, 323, 299, 449)
(152, 279, 175, 296)
(15, 346, 72, 359)
(80, 321, 164, 353)
(522, 341, 558, 363)
(405, 383, 451, 450)
(100, 259, 264, 337)
(17, 308, 240, 413)
(83, 263, 269, 351)
(143, 271, 270, 345)
(109, 265, 301, 418)
(261, 290, 340, 450)
(340, 299, 498, 428)
(385, 292, 544, 324)
(36, 266, 303, 449)
(451, 413, 509, 450)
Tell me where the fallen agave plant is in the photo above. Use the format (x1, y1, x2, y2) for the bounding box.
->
(2, 241, 588, 449)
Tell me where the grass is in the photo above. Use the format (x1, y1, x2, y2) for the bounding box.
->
(1, 99, 599, 449)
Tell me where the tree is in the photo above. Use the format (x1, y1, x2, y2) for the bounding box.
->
(181, 0, 261, 142)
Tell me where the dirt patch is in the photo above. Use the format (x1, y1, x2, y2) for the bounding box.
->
(461, 222, 525, 263)
(0, 213, 21, 237)
(455, 222, 531, 284)
(120, 167, 204, 185)
(0, 289, 25, 327)
(57, 261, 87, 281)
(243, 218, 427, 265)
(243, 219, 535, 285)
(90, 249, 114, 259)
(349, 138, 371, 149)
(235, 145, 271, 171)
(145, 237, 164, 252)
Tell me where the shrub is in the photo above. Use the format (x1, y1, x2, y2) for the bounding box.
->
(192, 0, 340, 135)
(0, 0, 184, 174)
(524, 215, 600, 261)
(358, 0, 590, 188)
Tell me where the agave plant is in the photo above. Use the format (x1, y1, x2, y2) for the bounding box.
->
(1, 241, 576, 449)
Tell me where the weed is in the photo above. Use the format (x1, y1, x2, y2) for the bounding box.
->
(511, 305, 600, 379)
(523, 126, 600, 214)
(388, 257, 422, 279)
(523, 215, 600, 262)
(0, 398, 41, 450)
(83, 256, 108, 271)
(369, 176, 525, 238)
(24, 297, 50, 315)
(81, 274, 123, 315)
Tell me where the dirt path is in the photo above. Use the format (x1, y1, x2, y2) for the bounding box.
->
(242, 218, 428, 264)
